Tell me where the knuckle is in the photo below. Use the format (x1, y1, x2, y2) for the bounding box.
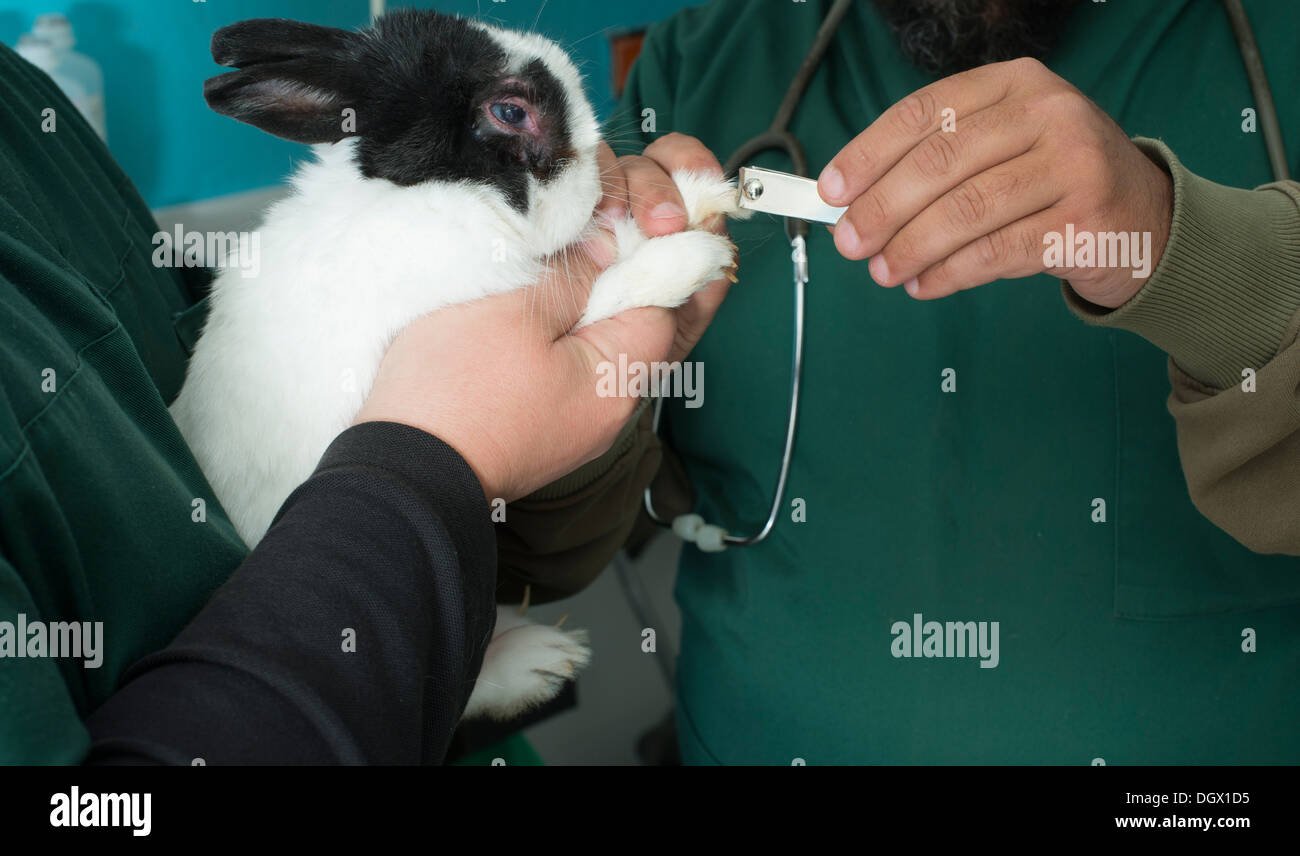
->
(1008, 56, 1047, 78)
(945, 180, 990, 229)
(686, 155, 724, 175)
(1064, 93, 1097, 127)
(648, 132, 719, 175)
(640, 139, 669, 161)
(974, 229, 1011, 267)
(1037, 87, 1088, 123)
(653, 131, 690, 148)
(983, 167, 1031, 211)
(985, 167, 1023, 200)
(895, 89, 938, 135)
(914, 132, 960, 179)
(644, 132, 684, 158)
(1017, 227, 1042, 262)
(622, 154, 659, 182)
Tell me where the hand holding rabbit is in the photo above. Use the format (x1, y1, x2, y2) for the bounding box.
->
(354, 211, 678, 503)
(173, 10, 744, 721)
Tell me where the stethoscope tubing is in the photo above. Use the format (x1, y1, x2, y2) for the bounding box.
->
(643, 234, 806, 547)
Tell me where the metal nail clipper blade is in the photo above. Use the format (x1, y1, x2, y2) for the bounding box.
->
(736, 165, 847, 225)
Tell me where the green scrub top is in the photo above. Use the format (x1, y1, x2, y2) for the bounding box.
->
(0, 43, 248, 762)
(620, 0, 1300, 763)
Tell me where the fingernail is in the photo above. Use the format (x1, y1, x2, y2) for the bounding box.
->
(904, 277, 919, 296)
(649, 202, 686, 221)
(869, 255, 891, 286)
(820, 166, 845, 203)
(836, 219, 861, 256)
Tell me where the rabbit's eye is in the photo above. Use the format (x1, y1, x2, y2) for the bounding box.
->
(490, 102, 529, 127)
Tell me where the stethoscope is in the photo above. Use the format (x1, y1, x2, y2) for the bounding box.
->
(642, 0, 855, 552)
(643, 0, 1288, 553)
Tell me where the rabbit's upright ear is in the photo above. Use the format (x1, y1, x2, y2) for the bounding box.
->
(204, 18, 367, 144)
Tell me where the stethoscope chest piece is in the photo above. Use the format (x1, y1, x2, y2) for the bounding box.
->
(672, 514, 728, 553)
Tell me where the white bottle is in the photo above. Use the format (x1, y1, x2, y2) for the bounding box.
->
(23, 14, 107, 140)
(14, 35, 88, 118)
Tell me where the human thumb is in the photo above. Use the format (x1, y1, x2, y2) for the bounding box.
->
(568, 305, 677, 376)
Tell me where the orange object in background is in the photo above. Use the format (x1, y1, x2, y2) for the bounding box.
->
(610, 28, 646, 97)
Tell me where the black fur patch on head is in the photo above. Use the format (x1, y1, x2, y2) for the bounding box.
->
(204, 10, 578, 212)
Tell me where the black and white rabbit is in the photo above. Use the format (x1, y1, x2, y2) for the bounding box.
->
(171, 10, 743, 721)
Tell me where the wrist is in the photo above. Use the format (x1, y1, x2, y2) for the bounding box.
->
(1067, 147, 1174, 308)
(354, 413, 510, 502)
(1063, 138, 1300, 389)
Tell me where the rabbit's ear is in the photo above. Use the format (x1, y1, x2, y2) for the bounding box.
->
(210, 18, 356, 69)
(204, 18, 366, 144)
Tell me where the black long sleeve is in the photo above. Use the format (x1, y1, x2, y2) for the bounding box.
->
(84, 422, 497, 765)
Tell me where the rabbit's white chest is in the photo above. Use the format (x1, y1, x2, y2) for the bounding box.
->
(170, 152, 546, 547)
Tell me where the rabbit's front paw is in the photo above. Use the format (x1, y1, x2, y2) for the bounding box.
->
(578, 229, 737, 328)
(461, 623, 591, 721)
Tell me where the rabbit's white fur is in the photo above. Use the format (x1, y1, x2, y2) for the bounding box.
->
(173, 137, 588, 544)
(171, 19, 742, 723)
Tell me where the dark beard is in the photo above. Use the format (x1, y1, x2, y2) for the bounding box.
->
(873, 0, 1081, 76)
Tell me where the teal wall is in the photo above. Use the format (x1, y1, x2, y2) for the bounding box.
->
(0, 0, 698, 208)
